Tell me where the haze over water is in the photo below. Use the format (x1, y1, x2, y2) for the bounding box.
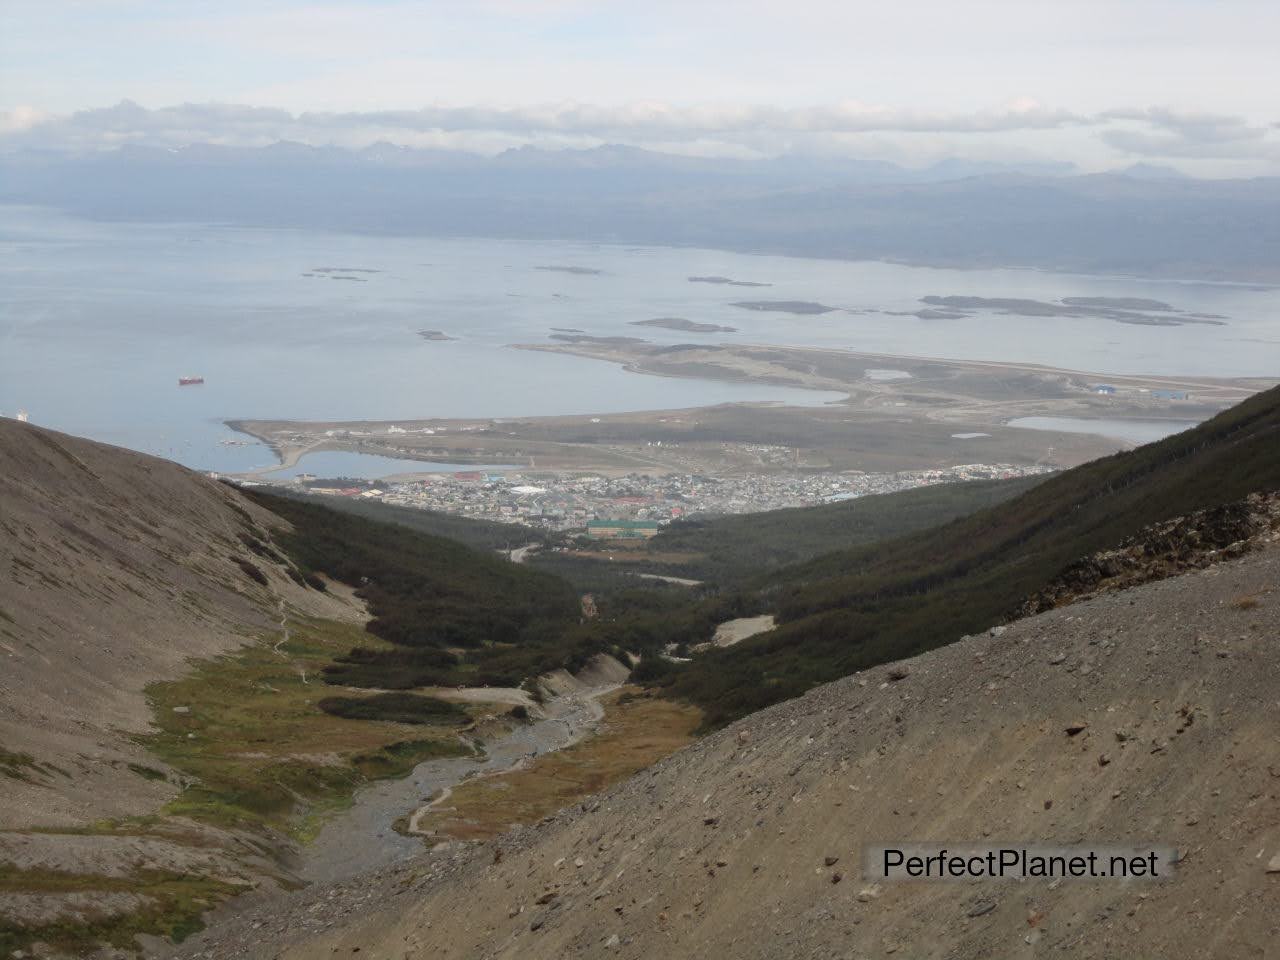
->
(3, 205, 1277, 472)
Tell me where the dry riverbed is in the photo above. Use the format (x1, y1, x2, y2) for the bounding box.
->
(298, 676, 633, 883)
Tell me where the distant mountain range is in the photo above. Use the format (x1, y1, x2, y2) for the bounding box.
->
(4, 142, 1279, 281)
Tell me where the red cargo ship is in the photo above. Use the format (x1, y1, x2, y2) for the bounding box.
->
(178, 375, 205, 386)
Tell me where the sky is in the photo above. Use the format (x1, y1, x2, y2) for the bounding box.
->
(3, 0, 1279, 174)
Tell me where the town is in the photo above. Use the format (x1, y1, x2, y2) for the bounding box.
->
(245, 462, 1055, 535)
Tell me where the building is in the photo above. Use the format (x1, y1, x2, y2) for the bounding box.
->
(1092, 384, 1118, 395)
(1151, 389, 1190, 400)
(586, 519, 661, 540)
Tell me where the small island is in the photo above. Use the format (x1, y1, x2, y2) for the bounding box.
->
(630, 317, 738, 333)
(1061, 296, 1174, 311)
(884, 308, 970, 320)
(536, 265, 605, 275)
(550, 334, 649, 345)
(920, 295, 1227, 326)
(417, 329, 455, 341)
(688, 275, 772, 287)
(304, 271, 369, 281)
(730, 300, 837, 315)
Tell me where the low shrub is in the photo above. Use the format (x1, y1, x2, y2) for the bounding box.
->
(317, 692, 468, 725)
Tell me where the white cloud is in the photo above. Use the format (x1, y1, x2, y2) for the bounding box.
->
(2, 99, 1278, 174)
(0, 98, 1088, 147)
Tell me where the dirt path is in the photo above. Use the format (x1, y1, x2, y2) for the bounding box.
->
(634, 572, 703, 587)
(270, 596, 290, 655)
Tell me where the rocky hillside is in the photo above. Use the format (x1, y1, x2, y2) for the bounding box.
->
(0, 420, 655, 957)
(172, 541, 1280, 959)
(1019, 491, 1280, 615)
(0, 419, 358, 831)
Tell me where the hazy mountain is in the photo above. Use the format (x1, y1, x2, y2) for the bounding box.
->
(6, 143, 1276, 280)
(1119, 161, 1192, 180)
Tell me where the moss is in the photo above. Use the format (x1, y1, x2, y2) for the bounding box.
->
(0, 864, 248, 954)
(0, 747, 48, 783)
(141, 615, 470, 840)
(231, 556, 268, 586)
(318, 692, 468, 725)
(417, 688, 698, 841)
(126, 762, 168, 782)
(0, 747, 41, 783)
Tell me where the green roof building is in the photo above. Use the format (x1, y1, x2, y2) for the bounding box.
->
(586, 519, 661, 540)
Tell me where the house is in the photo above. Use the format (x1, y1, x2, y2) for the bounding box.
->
(1093, 384, 1118, 395)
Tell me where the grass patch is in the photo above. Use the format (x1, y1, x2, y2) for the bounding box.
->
(318, 692, 468, 724)
(142, 615, 471, 839)
(0, 864, 247, 955)
(415, 687, 699, 841)
(0, 747, 67, 783)
(126, 762, 168, 782)
(0, 746, 42, 782)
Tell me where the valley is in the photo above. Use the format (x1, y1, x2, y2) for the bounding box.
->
(7, 8, 1280, 957)
(172, 540, 1280, 960)
(3, 373, 1279, 959)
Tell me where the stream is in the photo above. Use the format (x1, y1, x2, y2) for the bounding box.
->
(298, 691, 610, 883)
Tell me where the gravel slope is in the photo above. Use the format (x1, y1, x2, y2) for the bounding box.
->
(172, 541, 1280, 960)
(0, 420, 358, 831)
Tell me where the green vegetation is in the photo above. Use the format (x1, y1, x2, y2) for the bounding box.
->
(126, 761, 168, 782)
(318, 692, 468, 724)
(239, 458, 1056, 703)
(1, 746, 41, 781)
(242, 489, 598, 688)
(0, 746, 66, 783)
(414, 688, 700, 841)
(239, 387, 1280, 734)
(231, 555, 268, 586)
(143, 614, 471, 838)
(653, 385, 1280, 727)
(630, 476, 1042, 584)
(258, 487, 556, 553)
(0, 864, 247, 955)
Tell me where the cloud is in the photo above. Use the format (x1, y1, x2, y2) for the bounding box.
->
(1097, 107, 1277, 160)
(0, 98, 1090, 151)
(297, 100, 1089, 138)
(1, 99, 1277, 171)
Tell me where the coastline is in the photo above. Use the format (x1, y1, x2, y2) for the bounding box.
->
(222, 343, 1274, 483)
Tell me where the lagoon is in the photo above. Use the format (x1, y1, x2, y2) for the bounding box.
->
(1008, 416, 1201, 445)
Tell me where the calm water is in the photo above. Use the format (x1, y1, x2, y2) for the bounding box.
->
(3, 205, 1277, 472)
(1008, 416, 1200, 445)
